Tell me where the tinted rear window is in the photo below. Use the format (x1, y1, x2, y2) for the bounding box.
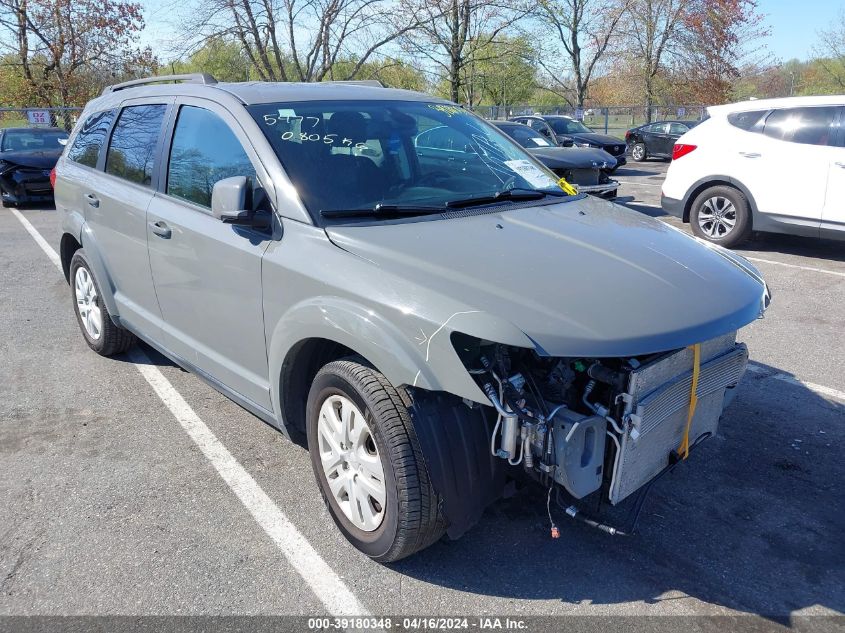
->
(68, 110, 115, 168)
(727, 110, 766, 131)
(762, 107, 839, 146)
(105, 104, 167, 186)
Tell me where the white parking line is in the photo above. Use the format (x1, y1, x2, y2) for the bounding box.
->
(10, 208, 369, 618)
(745, 257, 845, 279)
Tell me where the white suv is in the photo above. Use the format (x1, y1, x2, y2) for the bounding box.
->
(661, 96, 845, 247)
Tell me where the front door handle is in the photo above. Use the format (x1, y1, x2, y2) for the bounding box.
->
(149, 221, 171, 239)
(739, 151, 761, 158)
(835, 162, 845, 169)
(84, 193, 99, 208)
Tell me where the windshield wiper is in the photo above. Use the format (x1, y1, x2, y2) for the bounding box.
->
(445, 188, 566, 209)
(320, 203, 445, 219)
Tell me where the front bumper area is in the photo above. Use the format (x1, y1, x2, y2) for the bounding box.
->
(576, 180, 619, 198)
(0, 169, 53, 204)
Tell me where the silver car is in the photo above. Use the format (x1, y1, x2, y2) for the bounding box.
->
(55, 74, 770, 561)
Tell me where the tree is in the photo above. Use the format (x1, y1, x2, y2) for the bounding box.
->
(184, 0, 426, 83)
(623, 0, 691, 118)
(170, 37, 252, 82)
(403, 0, 528, 103)
(679, 0, 767, 104)
(532, 0, 628, 107)
(0, 0, 151, 108)
(814, 10, 845, 91)
(470, 35, 536, 109)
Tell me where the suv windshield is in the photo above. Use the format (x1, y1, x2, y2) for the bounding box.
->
(549, 119, 591, 134)
(248, 101, 566, 219)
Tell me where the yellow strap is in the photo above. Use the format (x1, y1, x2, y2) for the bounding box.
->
(678, 343, 701, 460)
(558, 177, 578, 196)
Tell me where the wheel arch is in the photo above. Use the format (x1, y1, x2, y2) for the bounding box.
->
(682, 175, 758, 225)
(268, 298, 444, 434)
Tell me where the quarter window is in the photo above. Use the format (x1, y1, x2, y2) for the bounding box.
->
(166, 106, 256, 208)
(67, 110, 116, 168)
(762, 107, 839, 146)
(105, 104, 167, 186)
(727, 110, 766, 132)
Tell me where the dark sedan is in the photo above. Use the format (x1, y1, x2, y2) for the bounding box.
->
(0, 127, 68, 207)
(509, 114, 627, 170)
(493, 121, 618, 198)
(625, 120, 699, 161)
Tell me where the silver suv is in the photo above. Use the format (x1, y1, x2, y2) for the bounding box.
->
(56, 74, 770, 561)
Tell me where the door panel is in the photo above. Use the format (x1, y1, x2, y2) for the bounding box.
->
(147, 102, 273, 409)
(822, 157, 845, 229)
(84, 102, 169, 337)
(732, 107, 839, 231)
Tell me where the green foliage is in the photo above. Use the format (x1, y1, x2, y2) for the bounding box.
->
(170, 38, 252, 82)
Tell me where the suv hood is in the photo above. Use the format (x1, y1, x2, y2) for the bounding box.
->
(325, 197, 767, 358)
(0, 149, 62, 169)
(528, 146, 616, 170)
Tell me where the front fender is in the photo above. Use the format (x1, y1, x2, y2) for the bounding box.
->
(267, 296, 533, 427)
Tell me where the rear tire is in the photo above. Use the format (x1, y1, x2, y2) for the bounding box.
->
(69, 249, 136, 356)
(690, 185, 752, 248)
(306, 359, 445, 562)
(631, 143, 647, 161)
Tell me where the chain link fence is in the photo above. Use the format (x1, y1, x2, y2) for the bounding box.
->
(471, 105, 708, 137)
(0, 107, 84, 132)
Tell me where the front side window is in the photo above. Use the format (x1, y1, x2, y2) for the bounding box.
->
(105, 104, 167, 186)
(68, 110, 115, 168)
(167, 106, 256, 208)
(762, 107, 839, 146)
(249, 100, 565, 220)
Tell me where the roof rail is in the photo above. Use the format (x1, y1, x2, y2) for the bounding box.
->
(323, 80, 384, 88)
(102, 73, 218, 95)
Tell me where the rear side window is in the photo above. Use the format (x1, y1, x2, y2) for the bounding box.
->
(667, 123, 689, 135)
(727, 110, 766, 132)
(762, 107, 839, 146)
(105, 104, 167, 186)
(67, 110, 115, 167)
(166, 106, 255, 208)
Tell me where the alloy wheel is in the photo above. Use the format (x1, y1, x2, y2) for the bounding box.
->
(74, 266, 102, 340)
(697, 196, 737, 239)
(317, 394, 386, 532)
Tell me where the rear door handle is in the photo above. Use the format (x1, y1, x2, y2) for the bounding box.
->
(739, 151, 761, 158)
(148, 221, 171, 239)
(84, 193, 99, 208)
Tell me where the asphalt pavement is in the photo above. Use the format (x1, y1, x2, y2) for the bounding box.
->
(1, 163, 843, 632)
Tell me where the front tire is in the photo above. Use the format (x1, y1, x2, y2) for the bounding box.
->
(690, 185, 752, 248)
(306, 360, 444, 562)
(631, 142, 647, 161)
(69, 249, 136, 356)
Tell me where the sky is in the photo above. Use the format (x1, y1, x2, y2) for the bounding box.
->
(138, 0, 845, 64)
(762, 0, 844, 61)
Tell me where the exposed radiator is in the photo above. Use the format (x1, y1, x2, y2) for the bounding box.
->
(608, 333, 748, 505)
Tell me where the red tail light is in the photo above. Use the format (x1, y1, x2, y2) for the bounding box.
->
(625, 130, 631, 141)
(672, 143, 697, 160)
(49, 167, 56, 189)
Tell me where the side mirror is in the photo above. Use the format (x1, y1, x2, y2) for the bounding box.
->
(211, 176, 269, 229)
(560, 136, 574, 147)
